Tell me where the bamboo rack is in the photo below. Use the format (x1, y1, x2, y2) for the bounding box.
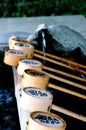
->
(33, 49, 86, 122)
(34, 49, 86, 75)
(35, 49, 86, 69)
(12, 49, 86, 130)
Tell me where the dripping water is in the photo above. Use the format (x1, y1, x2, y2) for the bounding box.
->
(42, 32, 46, 52)
(41, 31, 46, 65)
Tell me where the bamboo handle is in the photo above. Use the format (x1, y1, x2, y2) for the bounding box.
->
(52, 104, 86, 122)
(48, 72, 86, 90)
(34, 53, 86, 75)
(49, 83, 86, 100)
(35, 49, 86, 69)
(43, 65, 86, 83)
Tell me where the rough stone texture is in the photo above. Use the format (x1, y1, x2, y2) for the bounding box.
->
(49, 25, 86, 56)
(27, 23, 86, 57)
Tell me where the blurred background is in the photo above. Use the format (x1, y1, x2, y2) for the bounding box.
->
(0, 0, 86, 17)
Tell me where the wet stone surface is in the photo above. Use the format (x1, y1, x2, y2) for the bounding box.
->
(0, 50, 20, 130)
(0, 31, 30, 44)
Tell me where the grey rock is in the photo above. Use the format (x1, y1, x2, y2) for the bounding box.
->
(28, 24, 86, 56)
(49, 25, 86, 56)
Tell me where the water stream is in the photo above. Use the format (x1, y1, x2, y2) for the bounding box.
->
(41, 31, 46, 65)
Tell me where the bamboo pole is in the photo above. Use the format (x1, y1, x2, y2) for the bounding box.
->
(47, 72, 86, 90)
(52, 104, 86, 122)
(34, 53, 75, 70)
(35, 49, 86, 69)
(43, 66, 86, 83)
(34, 53, 86, 75)
(49, 83, 86, 100)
